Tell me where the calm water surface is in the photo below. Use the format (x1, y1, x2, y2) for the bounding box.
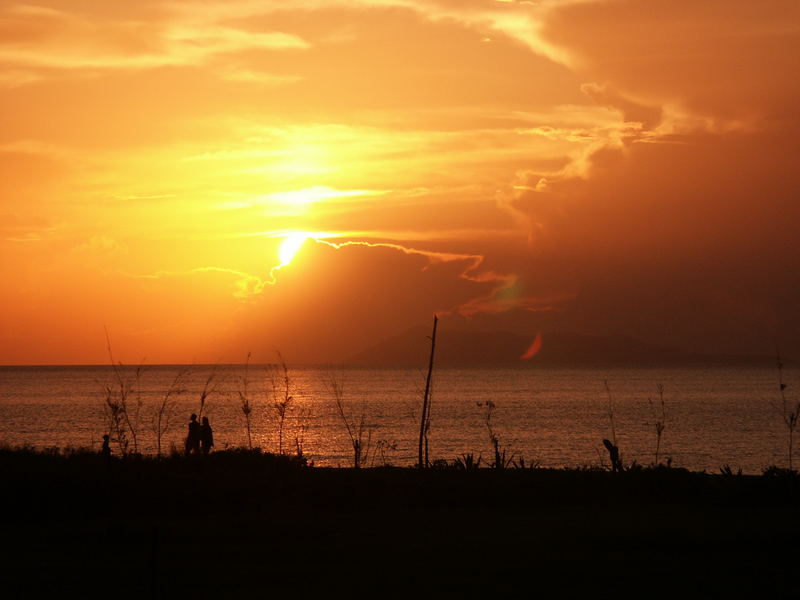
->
(0, 365, 796, 473)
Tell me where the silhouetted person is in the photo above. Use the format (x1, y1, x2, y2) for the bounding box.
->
(200, 416, 214, 456)
(101, 434, 111, 459)
(603, 438, 623, 472)
(185, 413, 201, 455)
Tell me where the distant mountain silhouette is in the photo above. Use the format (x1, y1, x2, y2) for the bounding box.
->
(344, 328, 773, 368)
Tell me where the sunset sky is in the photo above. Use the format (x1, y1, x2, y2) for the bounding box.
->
(1, 0, 799, 364)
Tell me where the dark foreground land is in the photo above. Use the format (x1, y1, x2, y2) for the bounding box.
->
(2, 448, 798, 599)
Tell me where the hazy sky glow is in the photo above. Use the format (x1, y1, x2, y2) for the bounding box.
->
(2, 0, 799, 364)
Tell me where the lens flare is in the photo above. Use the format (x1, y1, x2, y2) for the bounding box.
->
(520, 333, 542, 360)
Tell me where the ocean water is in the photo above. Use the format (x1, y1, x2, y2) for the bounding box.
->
(0, 364, 796, 473)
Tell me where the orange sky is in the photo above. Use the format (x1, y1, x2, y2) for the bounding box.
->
(1, 0, 799, 364)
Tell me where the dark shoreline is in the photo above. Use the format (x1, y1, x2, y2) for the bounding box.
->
(2, 447, 798, 597)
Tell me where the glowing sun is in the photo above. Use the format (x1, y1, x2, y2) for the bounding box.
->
(278, 233, 309, 266)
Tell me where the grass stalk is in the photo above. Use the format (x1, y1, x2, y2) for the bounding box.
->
(328, 375, 372, 468)
(776, 353, 798, 471)
(418, 315, 438, 469)
(238, 353, 253, 450)
(268, 351, 294, 455)
(151, 369, 189, 457)
(102, 327, 144, 456)
(649, 383, 667, 466)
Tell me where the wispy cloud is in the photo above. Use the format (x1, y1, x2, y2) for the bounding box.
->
(220, 68, 303, 85)
(0, 139, 71, 158)
(165, 0, 588, 64)
(0, 213, 59, 242)
(135, 266, 269, 298)
(0, 3, 309, 75)
(253, 187, 387, 214)
(0, 69, 43, 87)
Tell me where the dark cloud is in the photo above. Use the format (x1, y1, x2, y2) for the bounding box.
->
(543, 0, 800, 119)
(504, 125, 800, 356)
(231, 240, 500, 362)
(579, 82, 661, 129)
(439, 0, 800, 358)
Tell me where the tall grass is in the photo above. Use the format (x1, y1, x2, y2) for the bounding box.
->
(603, 380, 618, 447)
(197, 367, 220, 421)
(267, 351, 294, 455)
(775, 353, 799, 470)
(101, 328, 144, 456)
(328, 374, 372, 468)
(237, 353, 254, 450)
(602, 381, 622, 472)
(649, 383, 667, 466)
(478, 400, 514, 469)
(150, 369, 189, 457)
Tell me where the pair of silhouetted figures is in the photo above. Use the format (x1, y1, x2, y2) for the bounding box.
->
(185, 413, 214, 456)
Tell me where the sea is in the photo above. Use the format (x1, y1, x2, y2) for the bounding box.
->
(0, 364, 797, 474)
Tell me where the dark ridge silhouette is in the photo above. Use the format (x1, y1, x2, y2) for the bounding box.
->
(345, 327, 776, 368)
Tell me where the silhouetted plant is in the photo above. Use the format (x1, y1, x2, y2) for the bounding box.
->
(293, 407, 311, 461)
(197, 367, 220, 421)
(238, 353, 254, 450)
(125, 376, 145, 455)
(453, 453, 482, 470)
(370, 439, 398, 467)
(602, 381, 623, 471)
(101, 328, 144, 456)
(327, 375, 373, 468)
(169, 442, 181, 458)
(648, 383, 667, 466)
(267, 350, 295, 455)
(626, 460, 643, 472)
(603, 380, 618, 446)
(762, 465, 798, 478)
(151, 369, 189, 457)
(102, 387, 129, 456)
(775, 353, 798, 471)
(720, 464, 742, 476)
(478, 400, 514, 469)
(513, 455, 540, 469)
(602, 438, 623, 473)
